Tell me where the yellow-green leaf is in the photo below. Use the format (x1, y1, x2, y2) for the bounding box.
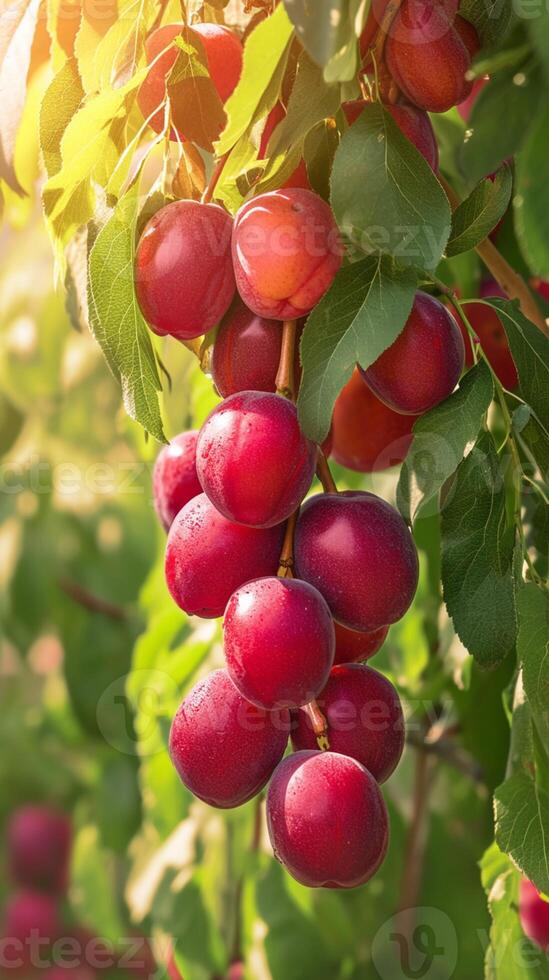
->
(40, 58, 84, 178)
(216, 3, 294, 156)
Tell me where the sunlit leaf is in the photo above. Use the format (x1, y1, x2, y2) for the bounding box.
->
(0, 0, 41, 194)
(167, 29, 226, 152)
(87, 183, 166, 442)
(40, 57, 84, 178)
(216, 3, 294, 155)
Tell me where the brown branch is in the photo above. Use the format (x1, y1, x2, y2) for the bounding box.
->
(58, 578, 127, 620)
(439, 174, 549, 338)
(275, 319, 298, 398)
(316, 449, 338, 493)
(277, 508, 299, 578)
(201, 151, 229, 204)
(397, 747, 434, 928)
(406, 729, 485, 785)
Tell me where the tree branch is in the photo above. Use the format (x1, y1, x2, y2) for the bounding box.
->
(58, 578, 128, 620)
(398, 747, 434, 927)
(406, 729, 486, 785)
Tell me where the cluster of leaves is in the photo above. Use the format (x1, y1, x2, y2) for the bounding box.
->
(1, 0, 549, 976)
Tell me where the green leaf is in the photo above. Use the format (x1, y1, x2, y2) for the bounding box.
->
(515, 107, 549, 279)
(265, 54, 340, 158)
(441, 430, 517, 666)
(255, 52, 340, 192)
(88, 185, 166, 443)
(522, 416, 549, 481)
(446, 165, 513, 256)
(42, 64, 148, 252)
(297, 256, 418, 442)
(304, 119, 339, 201)
(528, 6, 549, 86)
(459, 0, 513, 48)
(330, 104, 451, 270)
(215, 136, 259, 213)
(283, 0, 363, 79)
(163, 874, 227, 978)
(167, 29, 226, 152)
(250, 860, 338, 979)
(39, 58, 84, 178)
(460, 65, 541, 183)
(71, 824, 127, 942)
(95, 754, 141, 854)
(512, 402, 532, 434)
(480, 842, 549, 979)
(216, 4, 294, 156)
(495, 770, 549, 895)
(397, 360, 494, 523)
(519, 584, 549, 748)
(487, 299, 549, 431)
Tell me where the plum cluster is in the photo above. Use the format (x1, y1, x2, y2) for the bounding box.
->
(133, 2, 500, 892)
(139, 183, 428, 889)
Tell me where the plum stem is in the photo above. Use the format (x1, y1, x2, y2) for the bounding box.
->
(371, 0, 404, 101)
(373, 0, 403, 64)
(202, 151, 229, 204)
(316, 449, 338, 493)
(305, 700, 330, 751)
(180, 336, 202, 359)
(275, 319, 298, 399)
(277, 508, 299, 578)
(439, 174, 549, 339)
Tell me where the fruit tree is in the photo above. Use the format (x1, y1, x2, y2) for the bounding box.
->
(1, 0, 549, 977)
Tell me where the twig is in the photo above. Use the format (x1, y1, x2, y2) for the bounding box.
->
(406, 729, 485, 785)
(397, 747, 434, 930)
(201, 151, 229, 204)
(277, 508, 299, 578)
(58, 578, 127, 620)
(275, 320, 298, 398)
(439, 174, 549, 338)
(316, 449, 338, 493)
